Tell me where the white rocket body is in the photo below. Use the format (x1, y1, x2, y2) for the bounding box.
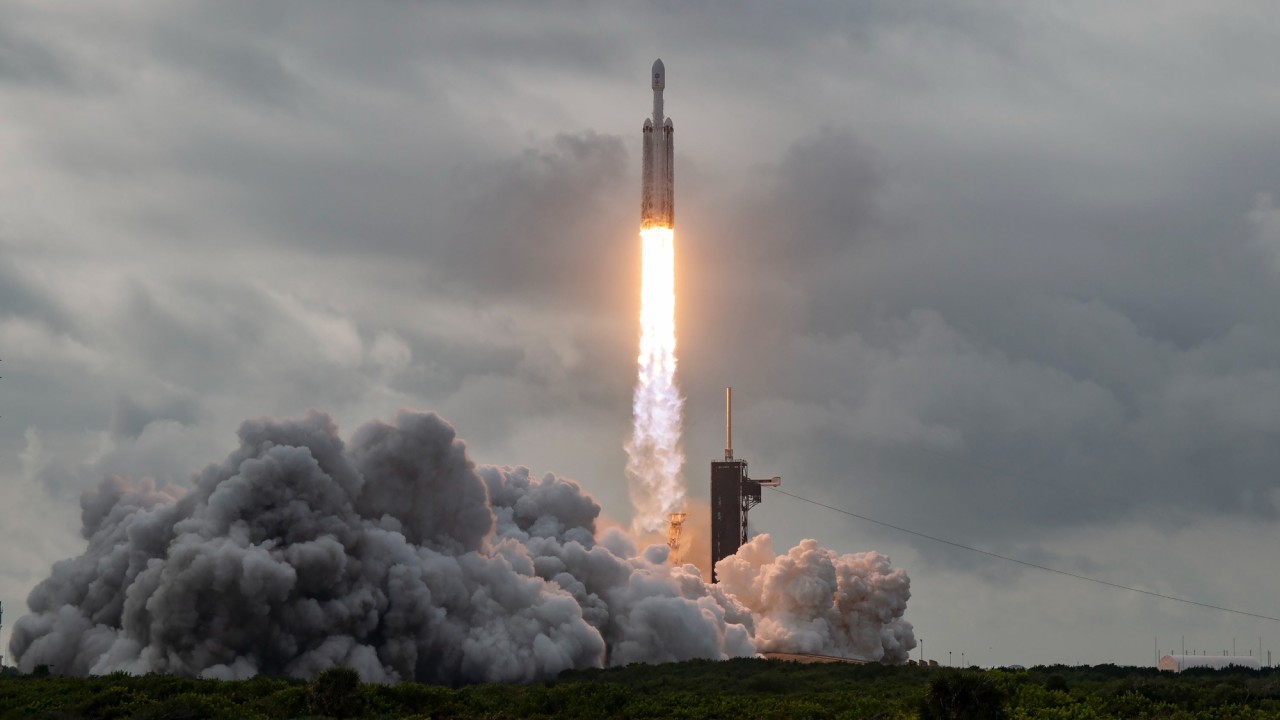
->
(641, 59, 674, 228)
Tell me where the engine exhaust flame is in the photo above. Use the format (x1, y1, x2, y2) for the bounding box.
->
(626, 226, 685, 534)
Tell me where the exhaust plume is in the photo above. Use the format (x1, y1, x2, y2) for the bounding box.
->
(10, 410, 914, 681)
(625, 227, 685, 534)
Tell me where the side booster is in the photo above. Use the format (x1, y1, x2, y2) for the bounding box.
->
(641, 58, 674, 228)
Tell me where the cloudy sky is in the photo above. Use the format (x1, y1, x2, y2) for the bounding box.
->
(4, 0, 1280, 667)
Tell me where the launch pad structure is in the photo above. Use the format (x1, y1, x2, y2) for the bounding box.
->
(710, 388, 780, 583)
(666, 512, 687, 564)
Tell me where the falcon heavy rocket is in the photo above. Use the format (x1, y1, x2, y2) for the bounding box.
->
(641, 59, 674, 228)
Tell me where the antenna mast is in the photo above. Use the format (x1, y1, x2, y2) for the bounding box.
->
(725, 387, 733, 461)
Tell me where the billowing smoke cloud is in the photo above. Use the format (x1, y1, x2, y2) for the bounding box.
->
(10, 410, 914, 681)
(717, 536, 915, 663)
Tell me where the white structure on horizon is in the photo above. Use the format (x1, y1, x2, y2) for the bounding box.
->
(1158, 654, 1261, 672)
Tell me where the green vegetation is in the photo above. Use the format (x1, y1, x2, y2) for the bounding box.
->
(1, 659, 1277, 719)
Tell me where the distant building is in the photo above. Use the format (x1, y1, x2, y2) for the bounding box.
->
(1158, 654, 1261, 672)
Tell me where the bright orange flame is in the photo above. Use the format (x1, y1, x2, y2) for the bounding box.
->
(625, 226, 685, 534)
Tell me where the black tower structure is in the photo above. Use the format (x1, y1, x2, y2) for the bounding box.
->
(710, 388, 779, 583)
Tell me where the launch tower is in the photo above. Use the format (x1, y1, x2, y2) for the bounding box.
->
(710, 388, 779, 582)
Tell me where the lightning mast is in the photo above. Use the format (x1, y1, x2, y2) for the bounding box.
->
(710, 388, 780, 582)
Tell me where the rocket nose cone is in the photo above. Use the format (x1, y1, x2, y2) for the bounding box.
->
(651, 58, 665, 90)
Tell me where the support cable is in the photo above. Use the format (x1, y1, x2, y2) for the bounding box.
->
(767, 486, 1280, 623)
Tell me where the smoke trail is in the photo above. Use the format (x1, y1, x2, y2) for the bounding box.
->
(625, 226, 685, 535)
(9, 409, 916, 681)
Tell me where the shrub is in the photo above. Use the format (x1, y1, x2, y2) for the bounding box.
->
(133, 691, 244, 720)
(78, 684, 149, 720)
(253, 686, 310, 718)
(309, 667, 364, 719)
(919, 671, 1008, 720)
(1044, 675, 1070, 693)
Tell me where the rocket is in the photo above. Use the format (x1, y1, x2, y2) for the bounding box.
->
(641, 58, 674, 228)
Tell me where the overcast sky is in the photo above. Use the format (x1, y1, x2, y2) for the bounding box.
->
(4, 0, 1280, 667)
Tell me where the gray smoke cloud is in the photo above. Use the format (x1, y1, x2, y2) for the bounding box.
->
(10, 410, 915, 681)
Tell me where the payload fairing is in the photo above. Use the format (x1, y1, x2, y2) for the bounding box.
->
(641, 59, 674, 228)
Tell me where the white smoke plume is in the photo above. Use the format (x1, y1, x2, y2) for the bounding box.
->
(715, 535, 915, 663)
(10, 410, 915, 681)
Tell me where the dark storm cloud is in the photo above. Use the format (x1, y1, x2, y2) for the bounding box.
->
(173, 1, 630, 83)
(116, 281, 271, 389)
(684, 119, 1280, 549)
(438, 132, 632, 304)
(111, 393, 200, 440)
(629, 0, 1029, 64)
(0, 259, 72, 332)
(0, 17, 73, 87)
(772, 132, 882, 253)
(147, 25, 308, 108)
